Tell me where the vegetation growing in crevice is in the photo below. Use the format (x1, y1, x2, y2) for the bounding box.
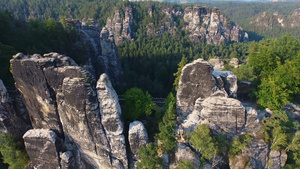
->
(0, 133, 29, 169)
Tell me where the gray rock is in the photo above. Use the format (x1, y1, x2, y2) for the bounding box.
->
(183, 6, 248, 45)
(0, 79, 31, 136)
(208, 58, 225, 70)
(60, 151, 75, 169)
(200, 91, 245, 135)
(229, 138, 269, 169)
(97, 74, 128, 168)
(175, 143, 201, 169)
(268, 150, 287, 169)
(11, 53, 122, 168)
(23, 129, 62, 169)
(176, 59, 217, 118)
(128, 121, 149, 159)
(105, 7, 134, 45)
(213, 70, 238, 98)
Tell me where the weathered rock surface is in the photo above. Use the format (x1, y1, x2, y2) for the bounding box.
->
(23, 129, 62, 169)
(174, 143, 201, 169)
(268, 150, 287, 169)
(128, 121, 149, 160)
(208, 58, 225, 70)
(77, 22, 123, 84)
(200, 92, 245, 135)
(105, 7, 134, 46)
(184, 6, 248, 45)
(97, 74, 128, 168)
(176, 59, 217, 117)
(213, 70, 238, 98)
(229, 138, 269, 169)
(11, 53, 126, 169)
(0, 79, 31, 136)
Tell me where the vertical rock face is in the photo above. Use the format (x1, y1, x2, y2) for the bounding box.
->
(23, 129, 62, 169)
(97, 74, 128, 169)
(183, 6, 248, 45)
(11, 53, 127, 169)
(0, 79, 31, 136)
(77, 22, 123, 84)
(105, 7, 134, 46)
(176, 59, 217, 117)
(128, 121, 149, 160)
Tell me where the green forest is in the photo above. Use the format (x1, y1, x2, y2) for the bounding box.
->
(0, 0, 300, 169)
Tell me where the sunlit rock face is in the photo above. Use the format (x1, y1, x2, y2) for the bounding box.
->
(11, 53, 127, 169)
(183, 6, 248, 45)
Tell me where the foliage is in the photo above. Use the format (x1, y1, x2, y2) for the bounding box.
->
(261, 111, 298, 151)
(122, 88, 157, 121)
(173, 56, 187, 91)
(286, 131, 300, 166)
(247, 34, 300, 110)
(155, 93, 176, 153)
(177, 159, 193, 169)
(233, 63, 256, 82)
(0, 133, 29, 169)
(136, 143, 162, 169)
(190, 124, 216, 160)
(229, 134, 252, 157)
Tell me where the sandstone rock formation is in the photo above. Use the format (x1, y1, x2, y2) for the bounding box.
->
(97, 74, 128, 168)
(23, 129, 62, 169)
(208, 58, 225, 70)
(11, 53, 127, 169)
(105, 7, 134, 46)
(77, 22, 123, 84)
(0, 79, 31, 137)
(128, 121, 149, 160)
(183, 6, 248, 45)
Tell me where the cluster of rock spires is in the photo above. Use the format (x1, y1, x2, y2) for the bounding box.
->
(3, 53, 148, 169)
(66, 18, 123, 84)
(1, 52, 299, 168)
(250, 8, 300, 29)
(104, 5, 248, 46)
(173, 58, 300, 169)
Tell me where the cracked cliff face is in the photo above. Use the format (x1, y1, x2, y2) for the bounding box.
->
(105, 7, 134, 46)
(175, 58, 289, 168)
(183, 6, 248, 45)
(11, 53, 127, 169)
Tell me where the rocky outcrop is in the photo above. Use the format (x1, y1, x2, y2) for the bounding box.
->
(229, 58, 239, 68)
(11, 53, 127, 169)
(176, 59, 217, 118)
(200, 92, 245, 135)
(229, 138, 269, 169)
(128, 121, 149, 160)
(173, 143, 201, 169)
(250, 9, 300, 29)
(208, 58, 225, 70)
(268, 150, 287, 169)
(97, 74, 128, 168)
(76, 22, 123, 84)
(23, 129, 63, 169)
(0, 79, 31, 136)
(105, 7, 134, 46)
(183, 6, 248, 45)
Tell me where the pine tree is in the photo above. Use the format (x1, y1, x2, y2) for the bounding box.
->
(173, 56, 187, 91)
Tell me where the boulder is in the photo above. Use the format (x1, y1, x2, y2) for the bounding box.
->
(128, 121, 149, 159)
(268, 150, 287, 169)
(213, 70, 238, 98)
(200, 91, 245, 135)
(174, 143, 201, 169)
(208, 58, 225, 70)
(177, 59, 217, 117)
(23, 129, 62, 169)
